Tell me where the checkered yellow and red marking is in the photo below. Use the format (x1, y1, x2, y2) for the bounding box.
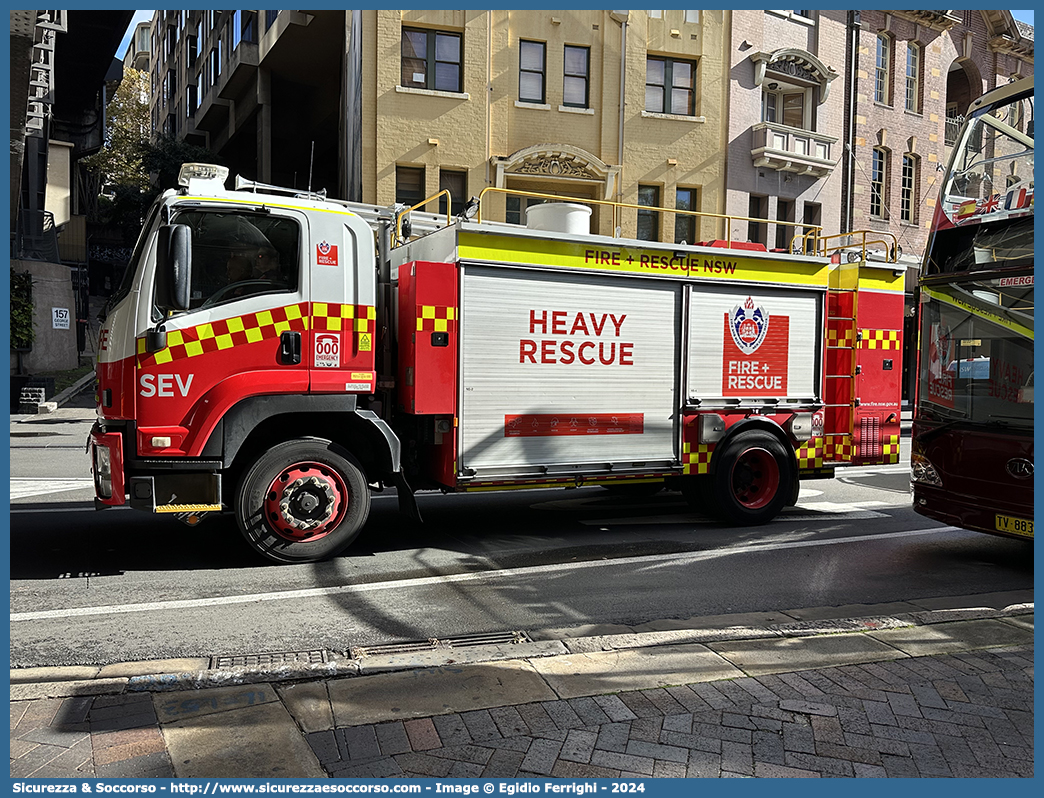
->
(826, 326, 856, 349)
(882, 434, 900, 463)
(136, 302, 378, 368)
(796, 439, 825, 470)
(314, 302, 377, 353)
(859, 329, 901, 350)
(417, 305, 456, 333)
(136, 302, 309, 369)
(313, 302, 376, 333)
(797, 435, 859, 468)
(682, 441, 715, 475)
(826, 435, 855, 461)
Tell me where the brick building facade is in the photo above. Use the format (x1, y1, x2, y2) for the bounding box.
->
(847, 10, 1032, 272)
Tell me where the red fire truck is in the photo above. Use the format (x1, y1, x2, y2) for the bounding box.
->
(90, 164, 904, 563)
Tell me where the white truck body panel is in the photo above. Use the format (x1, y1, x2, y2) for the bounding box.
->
(686, 285, 822, 405)
(458, 266, 680, 477)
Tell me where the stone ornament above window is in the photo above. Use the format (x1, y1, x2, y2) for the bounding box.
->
(750, 48, 839, 104)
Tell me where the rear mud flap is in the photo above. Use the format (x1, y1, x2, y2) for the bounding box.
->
(391, 471, 423, 523)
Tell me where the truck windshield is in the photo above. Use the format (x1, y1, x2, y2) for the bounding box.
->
(917, 275, 1033, 429)
(171, 209, 300, 309)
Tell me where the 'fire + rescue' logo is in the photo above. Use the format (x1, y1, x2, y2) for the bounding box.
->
(316, 240, 339, 266)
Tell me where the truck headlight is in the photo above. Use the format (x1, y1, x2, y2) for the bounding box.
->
(911, 453, 942, 487)
(93, 443, 112, 499)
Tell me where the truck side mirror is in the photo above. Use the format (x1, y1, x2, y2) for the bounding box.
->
(156, 224, 192, 312)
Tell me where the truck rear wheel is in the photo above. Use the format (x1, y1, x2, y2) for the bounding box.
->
(236, 438, 371, 563)
(711, 431, 792, 525)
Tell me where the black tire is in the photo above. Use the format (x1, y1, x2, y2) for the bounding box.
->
(236, 438, 370, 563)
(600, 481, 664, 498)
(786, 473, 802, 507)
(711, 431, 793, 525)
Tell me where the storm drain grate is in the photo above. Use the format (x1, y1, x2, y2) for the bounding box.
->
(210, 649, 328, 669)
(351, 630, 531, 659)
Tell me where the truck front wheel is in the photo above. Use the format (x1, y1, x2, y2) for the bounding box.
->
(236, 438, 371, 563)
(711, 431, 792, 525)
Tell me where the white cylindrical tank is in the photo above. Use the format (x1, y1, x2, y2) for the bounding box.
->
(525, 202, 592, 235)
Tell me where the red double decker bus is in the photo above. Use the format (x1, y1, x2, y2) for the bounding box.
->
(912, 76, 1033, 540)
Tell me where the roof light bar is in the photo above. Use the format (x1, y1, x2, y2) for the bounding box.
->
(178, 163, 229, 189)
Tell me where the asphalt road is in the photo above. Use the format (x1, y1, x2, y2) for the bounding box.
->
(9, 412, 1033, 669)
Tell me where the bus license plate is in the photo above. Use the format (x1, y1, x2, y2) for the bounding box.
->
(995, 514, 1033, 537)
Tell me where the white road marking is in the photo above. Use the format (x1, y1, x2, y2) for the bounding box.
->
(11, 526, 958, 622)
(10, 478, 95, 499)
(841, 465, 912, 478)
(580, 499, 895, 526)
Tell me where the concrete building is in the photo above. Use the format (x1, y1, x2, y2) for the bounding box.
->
(124, 20, 151, 72)
(149, 10, 348, 197)
(9, 10, 132, 384)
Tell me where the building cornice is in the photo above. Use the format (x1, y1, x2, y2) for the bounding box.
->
(989, 35, 1034, 60)
(750, 48, 839, 104)
(890, 10, 962, 32)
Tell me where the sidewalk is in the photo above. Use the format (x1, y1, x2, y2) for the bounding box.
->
(10, 593, 1033, 779)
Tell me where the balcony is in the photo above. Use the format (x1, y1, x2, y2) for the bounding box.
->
(218, 41, 259, 101)
(751, 122, 838, 178)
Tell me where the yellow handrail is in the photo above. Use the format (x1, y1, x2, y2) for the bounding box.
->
(393, 186, 899, 265)
(475, 186, 823, 248)
(817, 230, 899, 263)
(394, 190, 452, 244)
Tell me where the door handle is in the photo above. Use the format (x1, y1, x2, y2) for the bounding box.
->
(280, 330, 302, 365)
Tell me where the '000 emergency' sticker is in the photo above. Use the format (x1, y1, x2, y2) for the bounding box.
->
(315, 333, 340, 367)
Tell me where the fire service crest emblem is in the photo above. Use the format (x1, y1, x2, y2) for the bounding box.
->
(728, 297, 769, 355)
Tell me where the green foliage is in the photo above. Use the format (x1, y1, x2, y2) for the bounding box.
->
(80, 68, 223, 243)
(81, 68, 150, 192)
(10, 269, 35, 350)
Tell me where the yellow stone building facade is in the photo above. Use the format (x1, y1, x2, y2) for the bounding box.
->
(356, 9, 728, 240)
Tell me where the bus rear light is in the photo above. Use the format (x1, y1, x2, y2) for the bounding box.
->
(911, 453, 942, 487)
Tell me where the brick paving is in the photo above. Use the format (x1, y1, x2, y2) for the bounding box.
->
(10, 693, 175, 778)
(306, 646, 1033, 778)
(9, 645, 1033, 779)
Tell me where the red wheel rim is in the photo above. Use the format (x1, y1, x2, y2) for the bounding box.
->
(730, 447, 779, 509)
(263, 461, 348, 542)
